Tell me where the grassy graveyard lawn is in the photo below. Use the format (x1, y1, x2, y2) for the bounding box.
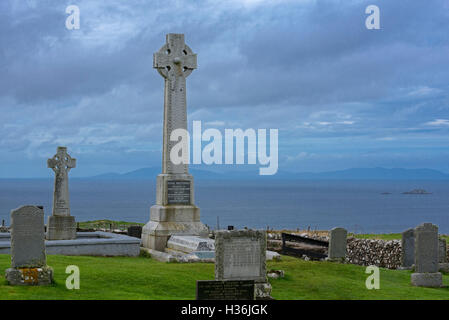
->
(1, 254, 449, 300)
(78, 219, 144, 230)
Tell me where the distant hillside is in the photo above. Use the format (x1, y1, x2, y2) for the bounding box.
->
(291, 167, 449, 180)
(87, 167, 449, 180)
(90, 167, 224, 180)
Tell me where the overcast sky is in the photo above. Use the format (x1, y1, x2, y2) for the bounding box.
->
(0, 0, 448, 178)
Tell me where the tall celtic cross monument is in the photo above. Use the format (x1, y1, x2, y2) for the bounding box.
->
(142, 34, 208, 251)
(46, 146, 77, 240)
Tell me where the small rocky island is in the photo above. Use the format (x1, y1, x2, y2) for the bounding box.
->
(402, 189, 432, 195)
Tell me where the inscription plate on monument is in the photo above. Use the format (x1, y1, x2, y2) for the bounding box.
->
(196, 280, 255, 300)
(167, 180, 190, 205)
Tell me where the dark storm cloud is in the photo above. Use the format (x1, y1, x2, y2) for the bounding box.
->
(0, 0, 448, 177)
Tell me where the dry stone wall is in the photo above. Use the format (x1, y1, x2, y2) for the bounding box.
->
(346, 237, 401, 269)
(269, 232, 448, 270)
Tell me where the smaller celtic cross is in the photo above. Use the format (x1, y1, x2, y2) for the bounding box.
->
(47, 147, 76, 216)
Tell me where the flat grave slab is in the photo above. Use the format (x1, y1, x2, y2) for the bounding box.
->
(0, 231, 140, 257)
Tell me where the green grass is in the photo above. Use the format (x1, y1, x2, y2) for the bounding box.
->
(78, 220, 144, 230)
(351, 233, 402, 241)
(352, 233, 449, 243)
(1, 254, 449, 300)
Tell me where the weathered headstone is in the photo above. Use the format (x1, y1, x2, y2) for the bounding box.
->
(411, 223, 442, 287)
(215, 230, 271, 299)
(437, 238, 449, 272)
(47, 146, 77, 240)
(328, 227, 347, 261)
(196, 280, 255, 300)
(5, 206, 53, 285)
(400, 228, 415, 269)
(141, 34, 207, 251)
(438, 238, 447, 263)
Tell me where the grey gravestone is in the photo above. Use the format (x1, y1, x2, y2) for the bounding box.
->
(5, 206, 53, 286)
(438, 238, 447, 263)
(47, 146, 77, 240)
(328, 227, 347, 261)
(411, 223, 442, 287)
(215, 230, 271, 299)
(196, 280, 255, 300)
(438, 238, 449, 272)
(401, 228, 415, 268)
(141, 34, 208, 251)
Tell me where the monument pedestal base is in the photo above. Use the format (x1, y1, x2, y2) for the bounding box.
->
(5, 266, 53, 286)
(411, 272, 443, 287)
(141, 205, 209, 251)
(47, 215, 76, 240)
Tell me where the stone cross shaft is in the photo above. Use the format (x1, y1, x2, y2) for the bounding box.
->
(47, 146, 76, 216)
(153, 33, 197, 174)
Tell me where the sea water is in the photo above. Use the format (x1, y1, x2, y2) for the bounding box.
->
(0, 179, 448, 234)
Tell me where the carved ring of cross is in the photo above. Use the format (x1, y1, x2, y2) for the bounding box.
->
(153, 43, 197, 79)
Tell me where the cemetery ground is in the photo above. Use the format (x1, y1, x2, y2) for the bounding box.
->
(77, 219, 144, 231)
(1, 253, 449, 299)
